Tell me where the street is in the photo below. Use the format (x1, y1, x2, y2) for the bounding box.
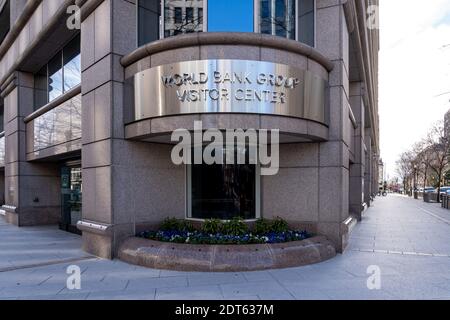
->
(1, 195, 450, 300)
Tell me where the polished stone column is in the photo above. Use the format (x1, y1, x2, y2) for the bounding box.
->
(1, 72, 61, 226)
(315, 0, 351, 252)
(349, 82, 366, 220)
(364, 129, 373, 206)
(79, 0, 185, 259)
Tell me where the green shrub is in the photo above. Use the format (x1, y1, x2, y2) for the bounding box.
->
(160, 218, 181, 231)
(202, 219, 222, 234)
(254, 219, 271, 235)
(222, 217, 248, 236)
(179, 220, 195, 232)
(270, 217, 289, 233)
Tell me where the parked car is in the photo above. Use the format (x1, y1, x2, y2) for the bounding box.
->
(437, 187, 450, 195)
(423, 187, 435, 193)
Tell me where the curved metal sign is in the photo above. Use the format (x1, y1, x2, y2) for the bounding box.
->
(133, 59, 327, 124)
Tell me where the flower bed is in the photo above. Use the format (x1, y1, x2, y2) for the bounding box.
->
(138, 229, 310, 245)
(137, 217, 311, 245)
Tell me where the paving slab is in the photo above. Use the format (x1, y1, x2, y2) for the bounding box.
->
(0, 195, 450, 300)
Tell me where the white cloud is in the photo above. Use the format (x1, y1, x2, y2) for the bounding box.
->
(379, 0, 450, 179)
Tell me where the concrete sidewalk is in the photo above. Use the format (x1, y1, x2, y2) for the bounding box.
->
(0, 218, 91, 272)
(0, 195, 450, 300)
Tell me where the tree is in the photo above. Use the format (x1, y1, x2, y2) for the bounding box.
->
(396, 151, 413, 195)
(444, 170, 450, 185)
(413, 141, 432, 189)
(423, 121, 450, 202)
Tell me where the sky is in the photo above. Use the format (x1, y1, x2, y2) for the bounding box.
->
(379, 0, 450, 179)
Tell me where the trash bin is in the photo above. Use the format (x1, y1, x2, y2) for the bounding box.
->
(444, 194, 450, 209)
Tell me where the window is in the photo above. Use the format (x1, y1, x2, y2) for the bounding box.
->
(188, 146, 259, 220)
(164, 0, 204, 38)
(0, 97, 4, 132)
(48, 52, 63, 102)
(198, 8, 203, 24)
(63, 35, 81, 92)
(34, 66, 47, 111)
(259, 0, 296, 40)
(34, 35, 81, 110)
(208, 0, 254, 32)
(137, 0, 161, 46)
(0, 0, 10, 45)
(298, 0, 315, 47)
(186, 7, 194, 23)
(136, 0, 315, 46)
(174, 7, 182, 23)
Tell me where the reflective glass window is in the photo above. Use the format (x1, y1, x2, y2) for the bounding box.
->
(174, 7, 182, 23)
(0, 0, 10, 45)
(164, 0, 203, 38)
(138, 0, 161, 46)
(137, 1, 315, 46)
(198, 8, 203, 24)
(48, 52, 63, 103)
(260, 0, 296, 40)
(186, 7, 194, 23)
(298, 0, 315, 47)
(34, 66, 48, 110)
(34, 35, 81, 109)
(189, 146, 257, 220)
(63, 35, 81, 92)
(207, 0, 254, 32)
(0, 98, 4, 132)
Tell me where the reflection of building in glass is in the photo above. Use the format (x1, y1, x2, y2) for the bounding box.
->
(139, 0, 315, 46)
(260, 0, 296, 40)
(69, 167, 82, 226)
(33, 94, 82, 152)
(34, 35, 81, 110)
(164, 0, 203, 37)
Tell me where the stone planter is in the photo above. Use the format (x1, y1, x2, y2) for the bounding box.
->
(118, 236, 336, 272)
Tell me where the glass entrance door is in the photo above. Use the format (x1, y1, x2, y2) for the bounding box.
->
(60, 165, 82, 234)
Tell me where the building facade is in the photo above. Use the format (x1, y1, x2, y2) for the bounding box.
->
(0, 0, 380, 259)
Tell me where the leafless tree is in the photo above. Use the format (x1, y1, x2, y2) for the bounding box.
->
(423, 121, 450, 202)
(411, 141, 432, 189)
(396, 151, 414, 195)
